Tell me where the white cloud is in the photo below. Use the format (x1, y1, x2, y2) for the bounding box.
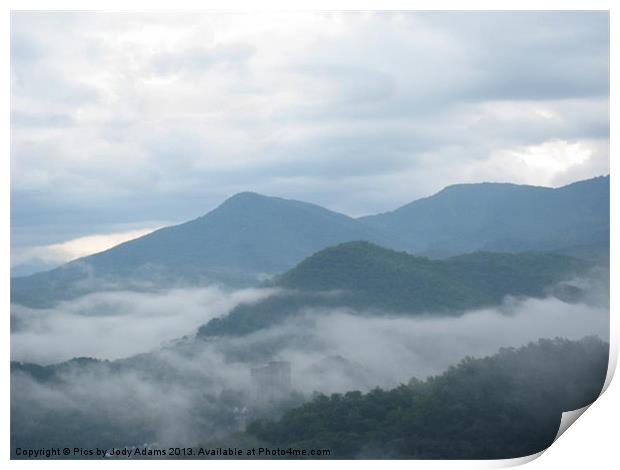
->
(507, 140, 593, 175)
(11, 286, 276, 364)
(10, 12, 609, 239)
(10, 285, 609, 392)
(477, 138, 609, 188)
(11, 281, 609, 446)
(11, 226, 163, 267)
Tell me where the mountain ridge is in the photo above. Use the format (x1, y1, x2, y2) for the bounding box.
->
(11, 175, 609, 308)
(359, 175, 609, 256)
(197, 241, 590, 338)
(10, 192, 404, 307)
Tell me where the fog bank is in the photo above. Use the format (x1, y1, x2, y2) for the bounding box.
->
(10, 283, 609, 450)
(10, 286, 276, 364)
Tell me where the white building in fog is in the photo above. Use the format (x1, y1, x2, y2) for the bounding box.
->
(250, 361, 292, 404)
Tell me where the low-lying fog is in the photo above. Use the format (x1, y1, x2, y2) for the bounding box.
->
(10, 277, 609, 449)
(11, 277, 609, 389)
(10, 286, 277, 364)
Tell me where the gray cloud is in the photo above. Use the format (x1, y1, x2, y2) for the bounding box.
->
(11, 11, 609, 251)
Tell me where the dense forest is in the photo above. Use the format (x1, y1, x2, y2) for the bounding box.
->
(247, 337, 608, 459)
(11, 337, 608, 459)
(198, 242, 589, 338)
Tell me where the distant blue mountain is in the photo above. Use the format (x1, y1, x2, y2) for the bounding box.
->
(10, 176, 609, 307)
(10, 192, 402, 307)
(360, 175, 609, 259)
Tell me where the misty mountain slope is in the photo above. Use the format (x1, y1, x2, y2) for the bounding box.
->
(10, 355, 259, 454)
(247, 336, 608, 459)
(359, 175, 610, 258)
(198, 241, 589, 338)
(11, 176, 608, 308)
(11, 193, 402, 308)
(11, 336, 609, 459)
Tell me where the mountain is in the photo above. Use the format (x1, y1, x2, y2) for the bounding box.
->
(359, 175, 609, 259)
(11, 176, 608, 308)
(197, 241, 589, 338)
(11, 193, 401, 307)
(247, 337, 608, 459)
(12, 337, 608, 458)
(278, 241, 589, 303)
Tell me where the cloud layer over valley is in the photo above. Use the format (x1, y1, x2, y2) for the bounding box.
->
(11, 281, 609, 451)
(11, 281, 609, 389)
(10, 286, 276, 364)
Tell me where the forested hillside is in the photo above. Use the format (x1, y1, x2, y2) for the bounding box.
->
(198, 242, 589, 338)
(247, 337, 608, 459)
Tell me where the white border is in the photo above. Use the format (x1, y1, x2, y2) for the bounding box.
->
(2, 1, 616, 469)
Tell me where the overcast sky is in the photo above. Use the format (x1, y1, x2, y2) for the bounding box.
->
(10, 11, 609, 274)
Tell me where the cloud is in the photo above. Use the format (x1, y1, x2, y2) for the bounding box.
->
(458, 138, 610, 190)
(10, 286, 276, 364)
(12, 226, 164, 267)
(10, 225, 169, 277)
(204, 292, 608, 394)
(301, 296, 608, 390)
(11, 11, 610, 247)
(10, 274, 609, 450)
(150, 43, 255, 75)
(11, 281, 609, 389)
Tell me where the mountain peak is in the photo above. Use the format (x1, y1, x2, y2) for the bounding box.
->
(229, 190, 265, 199)
(435, 181, 543, 197)
(210, 191, 286, 215)
(217, 191, 316, 209)
(222, 191, 270, 204)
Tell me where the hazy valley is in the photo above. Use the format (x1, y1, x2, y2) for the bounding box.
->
(10, 176, 610, 459)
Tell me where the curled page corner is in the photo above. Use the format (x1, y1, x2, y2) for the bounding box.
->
(491, 450, 545, 468)
(553, 404, 591, 443)
(550, 352, 615, 448)
(492, 404, 594, 469)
